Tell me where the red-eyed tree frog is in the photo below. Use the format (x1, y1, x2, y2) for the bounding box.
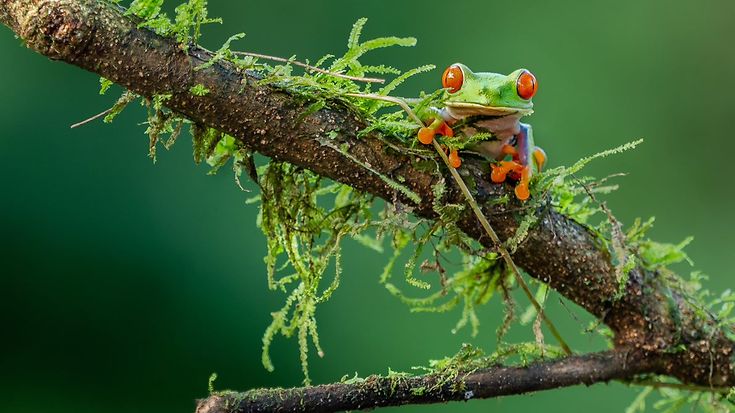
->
(417, 63, 546, 201)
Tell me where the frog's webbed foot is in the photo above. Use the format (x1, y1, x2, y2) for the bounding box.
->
(491, 161, 532, 201)
(491, 142, 539, 201)
(491, 160, 523, 183)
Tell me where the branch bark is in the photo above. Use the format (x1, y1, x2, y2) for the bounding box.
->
(2, 1, 733, 412)
(196, 351, 656, 413)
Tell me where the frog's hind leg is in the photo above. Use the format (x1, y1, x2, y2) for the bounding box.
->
(511, 124, 535, 200)
(491, 123, 536, 200)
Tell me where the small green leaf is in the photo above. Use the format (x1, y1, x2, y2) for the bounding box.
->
(99, 77, 113, 95)
(189, 84, 210, 96)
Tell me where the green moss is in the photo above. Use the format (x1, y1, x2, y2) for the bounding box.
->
(103, 91, 138, 124)
(126, 0, 164, 21)
(386, 368, 410, 396)
(256, 163, 376, 384)
(99, 77, 113, 95)
(195, 33, 245, 71)
(189, 83, 210, 96)
(126, 0, 221, 44)
(504, 212, 537, 254)
(207, 372, 217, 394)
(340, 372, 366, 385)
(411, 386, 426, 396)
(410, 342, 564, 394)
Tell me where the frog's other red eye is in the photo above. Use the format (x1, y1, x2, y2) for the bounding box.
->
(516, 70, 537, 100)
(442, 64, 464, 93)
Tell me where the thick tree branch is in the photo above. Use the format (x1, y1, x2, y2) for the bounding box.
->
(2, 0, 733, 411)
(196, 351, 655, 413)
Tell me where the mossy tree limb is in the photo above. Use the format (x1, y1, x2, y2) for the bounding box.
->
(1, 0, 733, 411)
(197, 351, 657, 413)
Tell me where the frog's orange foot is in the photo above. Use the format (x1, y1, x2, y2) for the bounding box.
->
(417, 119, 454, 145)
(418, 127, 435, 144)
(492, 162, 532, 201)
(533, 147, 547, 172)
(448, 148, 462, 168)
(515, 183, 530, 201)
(491, 160, 523, 183)
(514, 166, 532, 201)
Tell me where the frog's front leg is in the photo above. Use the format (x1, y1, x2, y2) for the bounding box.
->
(418, 116, 453, 144)
(417, 116, 462, 168)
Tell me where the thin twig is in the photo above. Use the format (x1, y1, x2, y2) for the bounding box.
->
(70, 108, 112, 129)
(232, 51, 385, 84)
(347, 92, 573, 356)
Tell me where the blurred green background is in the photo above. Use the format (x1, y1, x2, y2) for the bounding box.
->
(2, 0, 734, 412)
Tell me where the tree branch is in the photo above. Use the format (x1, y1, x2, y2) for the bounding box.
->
(2, 0, 733, 411)
(196, 351, 655, 413)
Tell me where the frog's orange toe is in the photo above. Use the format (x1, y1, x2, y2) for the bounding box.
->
(448, 149, 462, 168)
(533, 147, 547, 171)
(514, 166, 532, 201)
(491, 165, 508, 183)
(491, 161, 522, 183)
(515, 183, 530, 201)
(418, 127, 435, 145)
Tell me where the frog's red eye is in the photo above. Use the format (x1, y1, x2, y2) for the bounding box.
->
(442, 64, 464, 93)
(516, 70, 537, 100)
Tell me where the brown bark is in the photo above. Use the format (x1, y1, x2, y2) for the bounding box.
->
(1, 1, 733, 412)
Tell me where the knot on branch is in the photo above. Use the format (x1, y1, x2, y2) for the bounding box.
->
(195, 394, 225, 413)
(21, 0, 95, 61)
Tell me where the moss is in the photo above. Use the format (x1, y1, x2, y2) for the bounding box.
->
(207, 372, 217, 393)
(126, 0, 221, 44)
(386, 368, 411, 396)
(410, 386, 426, 396)
(189, 83, 210, 96)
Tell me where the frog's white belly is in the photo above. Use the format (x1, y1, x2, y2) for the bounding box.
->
(438, 108, 523, 160)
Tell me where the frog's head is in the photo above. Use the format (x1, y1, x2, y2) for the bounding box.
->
(441, 63, 537, 118)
